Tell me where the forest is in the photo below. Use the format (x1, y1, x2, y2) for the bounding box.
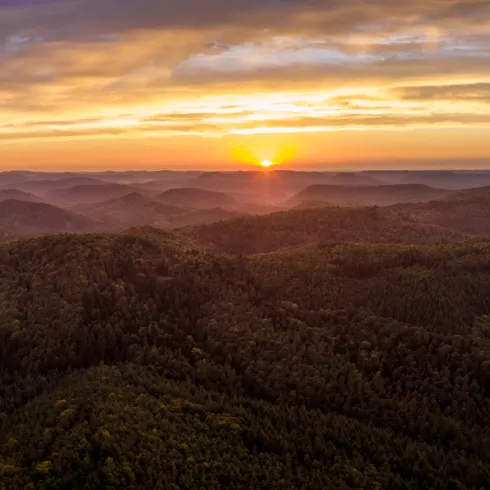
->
(0, 216, 489, 489)
(1, 171, 490, 488)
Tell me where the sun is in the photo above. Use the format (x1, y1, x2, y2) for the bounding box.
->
(260, 160, 274, 168)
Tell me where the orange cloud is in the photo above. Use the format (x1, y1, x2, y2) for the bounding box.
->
(0, 0, 490, 168)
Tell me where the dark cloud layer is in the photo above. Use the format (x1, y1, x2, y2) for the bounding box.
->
(1, 0, 320, 39)
(1, 0, 488, 40)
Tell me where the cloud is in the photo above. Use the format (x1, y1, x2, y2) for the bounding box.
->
(230, 113, 490, 132)
(2, 0, 489, 43)
(3, 102, 490, 144)
(173, 37, 380, 78)
(395, 83, 490, 102)
(1, 0, 490, 150)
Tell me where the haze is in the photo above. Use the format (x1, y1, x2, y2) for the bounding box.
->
(1, 0, 490, 170)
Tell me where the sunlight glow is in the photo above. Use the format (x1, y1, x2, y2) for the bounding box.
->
(260, 160, 274, 168)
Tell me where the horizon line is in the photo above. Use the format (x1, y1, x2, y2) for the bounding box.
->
(2, 167, 490, 174)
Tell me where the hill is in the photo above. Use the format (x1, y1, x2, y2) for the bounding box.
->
(47, 183, 138, 206)
(444, 185, 490, 201)
(169, 207, 245, 228)
(132, 179, 200, 194)
(75, 192, 182, 230)
(287, 184, 449, 208)
(292, 199, 331, 210)
(0, 199, 96, 232)
(156, 187, 236, 209)
(0, 189, 43, 203)
(0, 229, 488, 488)
(233, 201, 285, 215)
(393, 198, 490, 235)
(0, 172, 30, 186)
(186, 205, 466, 253)
(76, 193, 245, 231)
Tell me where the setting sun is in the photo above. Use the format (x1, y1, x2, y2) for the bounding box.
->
(261, 160, 274, 168)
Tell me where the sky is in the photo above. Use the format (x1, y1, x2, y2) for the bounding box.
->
(1, 0, 490, 170)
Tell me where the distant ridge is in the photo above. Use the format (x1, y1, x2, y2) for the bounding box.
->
(328, 172, 380, 186)
(156, 188, 236, 209)
(191, 171, 382, 195)
(48, 183, 138, 206)
(0, 189, 44, 203)
(400, 171, 490, 190)
(286, 184, 450, 208)
(75, 192, 182, 230)
(0, 176, 108, 194)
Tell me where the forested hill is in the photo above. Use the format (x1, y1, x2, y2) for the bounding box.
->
(74, 192, 182, 230)
(0, 199, 96, 233)
(392, 198, 490, 235)
(185, 205, 467, 253)
(286, 184, 449, 207)
(0, 227, 489, 489)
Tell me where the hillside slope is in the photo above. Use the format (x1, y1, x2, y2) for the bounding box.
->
(393, 198, 490, 235)
(170, 207, 245, 228)
(186, 206, 467, 253)
(76, 193, 245, 230)
(0, 230, 488, 488)
(75, 192, 182, 230)
(0, 199, 96, 232)
(287, 184, 449, 208)
(443, 186, 490, 201)
(48, 184, 138, 206)
(0, 189, 44, 203)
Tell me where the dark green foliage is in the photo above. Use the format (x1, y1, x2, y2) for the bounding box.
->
(0, 225, 489, 489)
(187, 206, 467, 253)
(392, 196, 490, 235)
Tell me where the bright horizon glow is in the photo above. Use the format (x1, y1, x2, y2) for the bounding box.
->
(260, 160, 274, 168)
